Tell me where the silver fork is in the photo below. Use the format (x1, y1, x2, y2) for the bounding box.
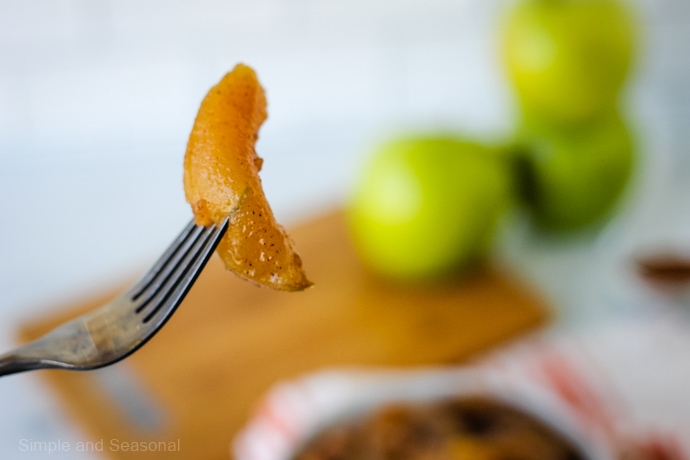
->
(0, 217, 229, 377)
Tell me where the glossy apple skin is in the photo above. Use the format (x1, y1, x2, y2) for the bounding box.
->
(515, 111, 635, 232)
(347, 137, 513, 281)
(501, 0, 636, 123)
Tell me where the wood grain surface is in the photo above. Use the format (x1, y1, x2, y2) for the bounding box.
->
(18, 210, 548, 460)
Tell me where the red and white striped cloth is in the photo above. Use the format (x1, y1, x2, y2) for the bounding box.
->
(233, 312, 690, 460)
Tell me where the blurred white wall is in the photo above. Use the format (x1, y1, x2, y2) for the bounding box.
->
(3, 0, 689, 319)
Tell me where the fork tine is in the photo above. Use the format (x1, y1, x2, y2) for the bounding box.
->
(131, 219, 199, 301)
(133, 220, 218, 315)
(141, 217, 229, 324)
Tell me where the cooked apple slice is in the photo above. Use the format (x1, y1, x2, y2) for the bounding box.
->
(183, 64, 312, 291)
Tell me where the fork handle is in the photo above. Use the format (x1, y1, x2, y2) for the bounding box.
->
(0, 342, 61, 377)
(0, 353, 39, 377)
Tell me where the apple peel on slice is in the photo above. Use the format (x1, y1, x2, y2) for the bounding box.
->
(183, 64, 312, 291)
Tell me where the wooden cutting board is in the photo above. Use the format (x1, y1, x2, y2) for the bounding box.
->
(18, 210, 548, 460)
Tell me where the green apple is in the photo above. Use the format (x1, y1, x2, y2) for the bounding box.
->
(347, 136, 513, 281)
(515, 110, 635, 231)
(501, 0, 636, 123)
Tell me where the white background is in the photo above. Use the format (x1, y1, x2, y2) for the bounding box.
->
(1, 0, 689, 458)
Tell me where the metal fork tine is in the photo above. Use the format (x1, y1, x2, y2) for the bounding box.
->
(142, 217, 229, 324)
(131, 219, 198, 300)
(133, 225, 207, 312)
(140, 225, 217, 323)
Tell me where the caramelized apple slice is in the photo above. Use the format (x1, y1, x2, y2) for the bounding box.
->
(183, 64, 312, 291)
